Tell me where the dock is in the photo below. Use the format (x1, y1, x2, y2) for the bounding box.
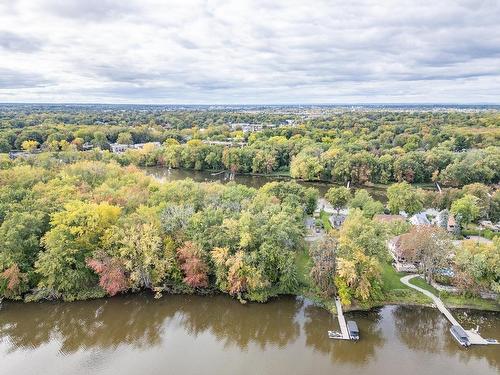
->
(210, 171, 226, 176)
(335, 297, 350, 339)
(328, 297, 351, 340)
(401, 275, 499, 346)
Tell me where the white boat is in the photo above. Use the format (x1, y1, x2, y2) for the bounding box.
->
(328, 330, 343, 339)
(450, 325, 470, 347)
(347, 320, 359, 340)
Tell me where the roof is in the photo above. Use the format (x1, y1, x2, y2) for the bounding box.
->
(373, 214, 405, 223)
(347, 320, 359, 332)
(451, 325, 468, 339)
(410, 212, 430, 226)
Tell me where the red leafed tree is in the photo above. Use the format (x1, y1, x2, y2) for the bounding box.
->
(177, 242, 209, 288)
(87, 257, 128, 296)
(1, 264, 26, 296)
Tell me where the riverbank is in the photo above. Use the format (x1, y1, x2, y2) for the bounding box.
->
(293, 249, 499, 314)
(145, 166, 439, 191)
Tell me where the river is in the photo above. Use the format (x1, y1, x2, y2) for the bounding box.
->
(0, 295, 498, 375)
(144, 167, 390, 201)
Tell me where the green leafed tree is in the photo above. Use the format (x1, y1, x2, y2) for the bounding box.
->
(450, 194, 480, 227)
(387, 181, 423, 215)
(325, 186, 351, 214)
(35, 201, 121, 300)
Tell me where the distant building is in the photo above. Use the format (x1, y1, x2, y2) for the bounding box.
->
(110, 142, 161, 153)
(373, 214, 406, 223)
(229, 123, 274, 133)
(329, 213, 346, 229)
(8, 150, 32, 159)
(82, 142, 94, 150)
(409, 212, 431, 226)
(202, 140, 247, 147)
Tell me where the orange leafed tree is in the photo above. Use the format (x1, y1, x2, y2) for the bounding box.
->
(177, 241, 209, 288)
(1, 264, 27, 297)
(87, 257, 128, 296)
(2, 265, 21, 290)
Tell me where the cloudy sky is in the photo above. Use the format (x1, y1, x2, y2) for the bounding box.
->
(0, 0, 499, 104)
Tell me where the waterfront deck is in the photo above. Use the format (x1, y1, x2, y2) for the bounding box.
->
(335, 297, 350, 339)
(328, 297, 351, 340)
(401, 275, 499, 346)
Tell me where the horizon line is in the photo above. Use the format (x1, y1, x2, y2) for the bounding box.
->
(1, 101, 500, 106)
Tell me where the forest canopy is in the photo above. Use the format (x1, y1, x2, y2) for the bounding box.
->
(1, 105, 499, 187)
(0, 159, 317, 302)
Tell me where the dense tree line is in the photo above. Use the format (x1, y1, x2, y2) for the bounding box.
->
(0, 159, 318, 302)
(1, 107, 499, 187)
(0, 154, 497, 306)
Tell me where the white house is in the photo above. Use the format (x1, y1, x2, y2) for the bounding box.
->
(110, 142, 161, 153)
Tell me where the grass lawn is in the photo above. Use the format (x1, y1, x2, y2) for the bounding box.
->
(380, 262, 409, 292)
(319, 210, 333, 231)
(377, 262, 432, 306)
(442, 294, 499, 311)
(408, 276, 439, 294)
(293, 246, 338, 314)
(408, 276, 499, 311)
(295, 248, 312, 288)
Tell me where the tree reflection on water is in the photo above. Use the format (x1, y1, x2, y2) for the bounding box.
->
(0, 294, 301, 353)
(303, 304, 385, 366)
(0, 295, 498, 372)
(392, 305, 500, 370)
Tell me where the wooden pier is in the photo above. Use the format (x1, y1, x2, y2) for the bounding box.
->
(335, 297, 350, 340)
(328, 297, 352, 340)
(401, 275, 499, 346)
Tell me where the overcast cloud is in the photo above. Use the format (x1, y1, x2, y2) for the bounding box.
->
(0, 0, 499, 103)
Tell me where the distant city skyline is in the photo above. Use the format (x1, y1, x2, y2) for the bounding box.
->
(1, 0, 499, 104)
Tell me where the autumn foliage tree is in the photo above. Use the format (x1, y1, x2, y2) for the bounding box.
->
(0, 264, 27, 298)
(334, 210, 386, 305)
(399, 226, 453, 282)
(177, 241, 209, 288)
(86, 257, 128, 296)
(309, 235, 337, 298)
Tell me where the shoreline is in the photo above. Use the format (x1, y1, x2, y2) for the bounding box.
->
(4, 289, 499, 314)
(145, 166, 440, 189)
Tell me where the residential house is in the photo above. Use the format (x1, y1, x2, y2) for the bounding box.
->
(479, 220, 500, 232)
(110, 142, 161, 153)
(388, 234, 419, 273)
(409, 212, 431, 226)
(373, 214, 406, 223)
(329, 213, 346, 229)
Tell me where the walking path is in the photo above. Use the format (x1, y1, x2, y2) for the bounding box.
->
(401, 274, 498, 345)
(401, 275, 460, 326)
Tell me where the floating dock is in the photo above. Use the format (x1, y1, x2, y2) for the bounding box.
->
(328, 297, 353, 340)
(401, 275, 499, 346)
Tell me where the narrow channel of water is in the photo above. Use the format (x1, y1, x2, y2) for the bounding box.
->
(143, 167, 389, 202)
(0, 295, 498, 375)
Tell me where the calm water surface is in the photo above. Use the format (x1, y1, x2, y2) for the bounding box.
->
(144, 167, 390, 201)
(0, 295, 498, 375)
